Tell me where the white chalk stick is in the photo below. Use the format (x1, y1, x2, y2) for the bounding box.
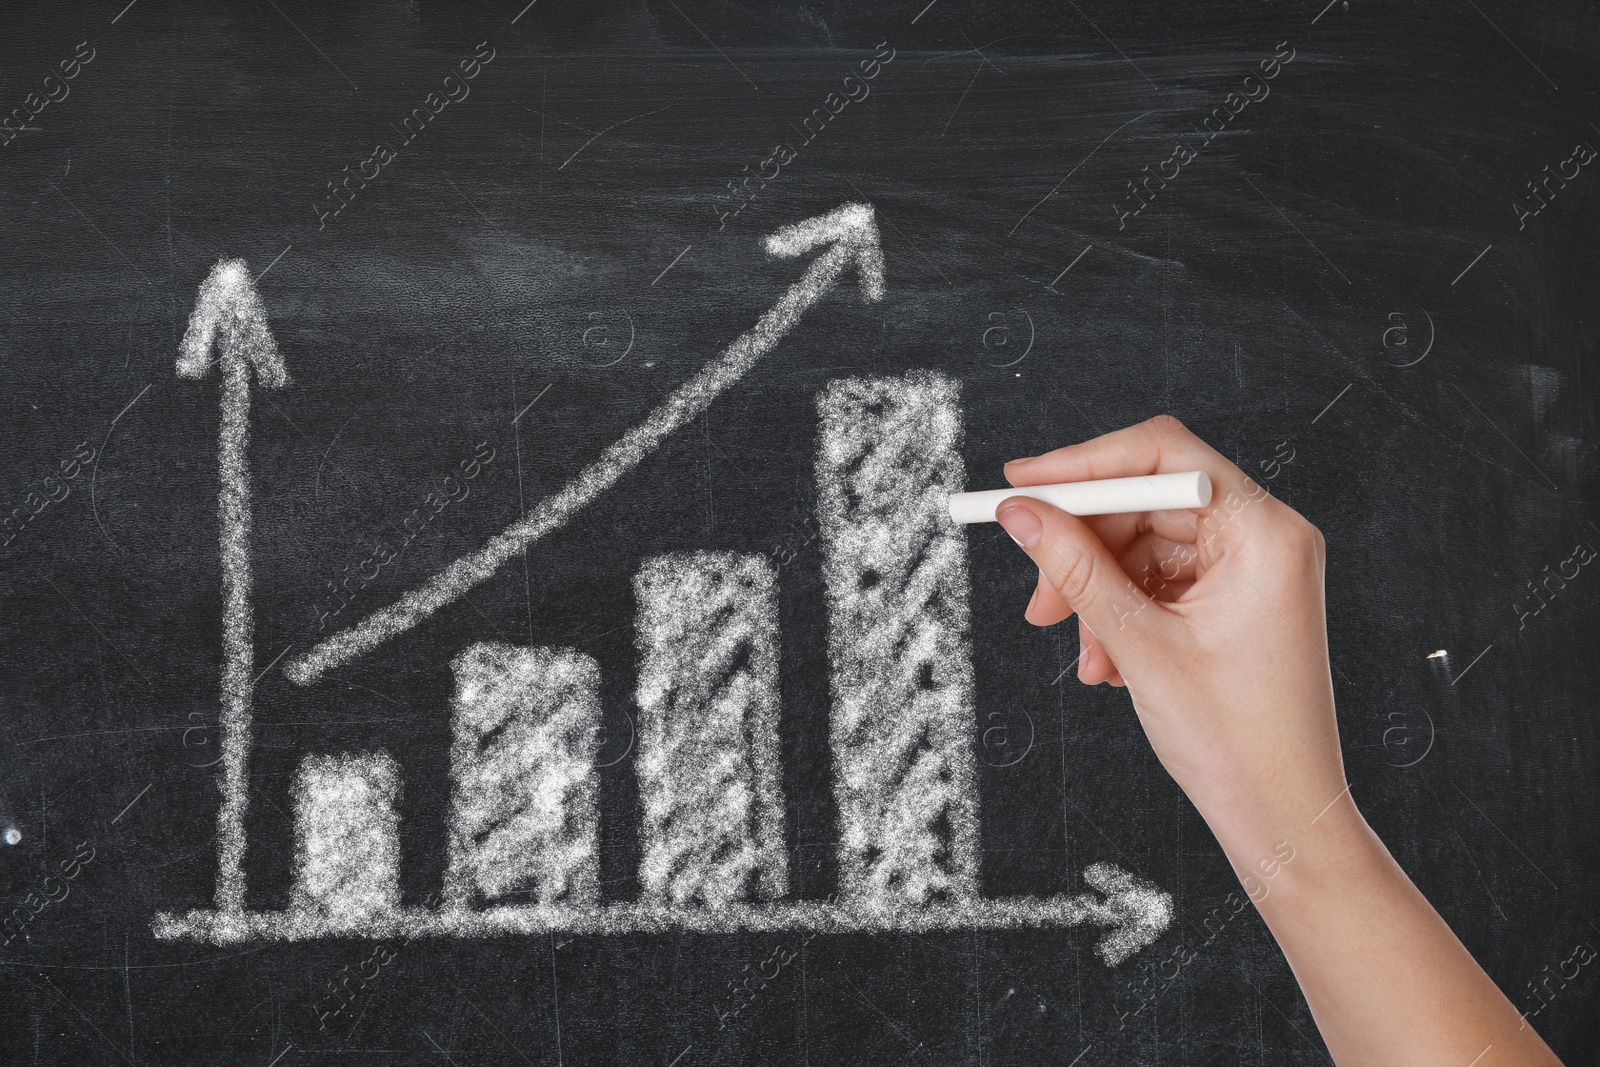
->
(948, 471, 1212, 525)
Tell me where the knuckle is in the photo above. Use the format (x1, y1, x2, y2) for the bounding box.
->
(1273, 515, 1324, 559)
(1294, 513, 1322, 543)
(1052, 549, 1098, 609)
(1145, 413, 1188, 441)
(1306, 521, 1327, 561)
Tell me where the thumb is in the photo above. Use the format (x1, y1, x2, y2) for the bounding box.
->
(995, 497, 1170, 660)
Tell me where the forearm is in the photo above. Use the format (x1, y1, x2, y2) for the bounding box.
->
(1208, 803, 1560, 1065)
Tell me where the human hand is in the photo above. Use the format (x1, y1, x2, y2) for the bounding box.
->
(995, 415, 1349, 853)
(995, 417, 1565, 1065)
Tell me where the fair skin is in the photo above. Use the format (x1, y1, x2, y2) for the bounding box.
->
(993, 415, 1561, 1066)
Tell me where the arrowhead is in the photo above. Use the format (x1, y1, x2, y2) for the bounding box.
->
(177, 258, 288, 387)
(1083, 862, 1174, 966)
(765, 202, 886, 302)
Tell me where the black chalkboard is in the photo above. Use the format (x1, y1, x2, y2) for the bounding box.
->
(2, 1, 1596, 1063)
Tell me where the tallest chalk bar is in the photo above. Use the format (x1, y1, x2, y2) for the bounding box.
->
(816, 371, 980, 905)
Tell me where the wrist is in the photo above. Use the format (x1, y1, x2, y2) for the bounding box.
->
(1205, 800, 1389, 915)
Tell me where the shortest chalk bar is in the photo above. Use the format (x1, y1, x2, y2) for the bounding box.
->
(948, 471, 1212, 524)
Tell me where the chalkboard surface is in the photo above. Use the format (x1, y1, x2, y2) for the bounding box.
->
(1, 1, 1596, 1063)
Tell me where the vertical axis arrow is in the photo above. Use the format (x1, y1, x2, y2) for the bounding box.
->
(178, 259, 289, 913)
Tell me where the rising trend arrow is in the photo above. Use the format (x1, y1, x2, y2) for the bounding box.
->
(178, 258, 288, 913)
(286, 201, 885, 685)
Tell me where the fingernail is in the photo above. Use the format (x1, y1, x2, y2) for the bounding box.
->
(1026, 585, 1039, 614)
(996, 503, 1043, 548)
(1003, 455, 1035, 469)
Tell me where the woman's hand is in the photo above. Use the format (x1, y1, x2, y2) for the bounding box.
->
(992, 414, 1561, 1066)
(995, 414, 1346, 853)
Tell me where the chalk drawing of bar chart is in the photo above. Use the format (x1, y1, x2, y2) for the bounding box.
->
(151, 204, 1172, 965)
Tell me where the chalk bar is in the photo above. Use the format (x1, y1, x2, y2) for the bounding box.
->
(948, 471, 1212, 525)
